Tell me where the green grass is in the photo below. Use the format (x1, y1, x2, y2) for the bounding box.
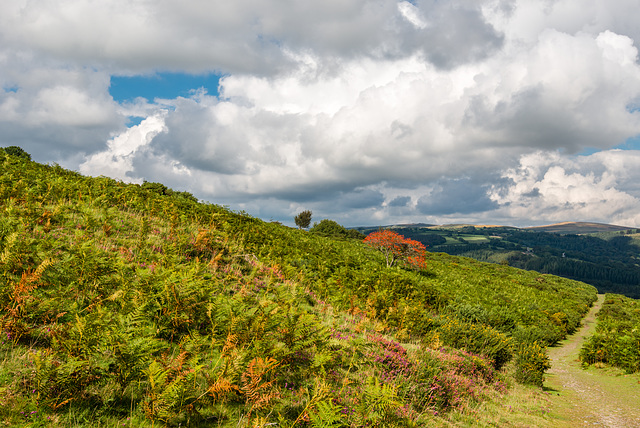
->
(457, 235, 490, 243)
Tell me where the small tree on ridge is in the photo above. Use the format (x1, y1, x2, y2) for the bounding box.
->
(294, 210, 313, 229)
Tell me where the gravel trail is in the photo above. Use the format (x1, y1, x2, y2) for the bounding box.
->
(545, 294, 640, 428)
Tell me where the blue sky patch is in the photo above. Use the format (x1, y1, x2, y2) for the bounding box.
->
(110, 72, 222, 103)
(126, 117, 145, 127)
(616, 134, 640, 150)
(577, 134, 640, 156)
(577, 147, 600, 156)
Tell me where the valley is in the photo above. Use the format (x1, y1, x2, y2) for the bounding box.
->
(356, 223, 640, 299)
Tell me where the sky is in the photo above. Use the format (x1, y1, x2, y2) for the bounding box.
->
(2, 0, 640, 228)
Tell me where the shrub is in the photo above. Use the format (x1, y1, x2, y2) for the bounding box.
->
(310, 219, 364, 240)
(581, 330, 640, 373)
(580, 333, 608, 366)
(3, 146, 31, 161)
(437, 317, 513, 370)
(403, 347, 499, 412)
(580, 294, 640, 374)
(514, 341, 551, 386)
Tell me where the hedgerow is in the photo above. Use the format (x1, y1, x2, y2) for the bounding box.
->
(580, 294, 640, 373)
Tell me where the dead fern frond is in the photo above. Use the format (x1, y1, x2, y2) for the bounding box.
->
(194, 229, 209, 248)
(53, 397, 74, 410)
(222, 332, 237, 356)
(171, 350, 190, 373)
(102, 222, 112, 236)
(240, 357, 280, 412)
(208, 250, 224, 270)
(207, 376, 238, 402)
(118, 246, 134, 262)
(3, 258, 53, 332)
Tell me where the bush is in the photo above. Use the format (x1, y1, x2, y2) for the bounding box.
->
(514, 341, 551, 386)
(310, 219, 348, 237)
(3, 146, 31, 161)
(580, 294, 640, 374)
(310, 219, 365, 240)
(437, 317, 513, 370)
(403, 347, 498, 412)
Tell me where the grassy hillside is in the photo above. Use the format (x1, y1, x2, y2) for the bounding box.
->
(0, 149, 597, 427)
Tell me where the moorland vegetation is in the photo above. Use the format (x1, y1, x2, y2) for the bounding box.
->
(580, 293, 640, 374)
(0, 147, 601, 427)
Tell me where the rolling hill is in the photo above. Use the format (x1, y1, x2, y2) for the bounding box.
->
(524, 221, 633, 234)
(0, 148, 601, 427)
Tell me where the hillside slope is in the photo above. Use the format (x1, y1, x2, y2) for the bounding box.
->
(0, 149, 598, 427)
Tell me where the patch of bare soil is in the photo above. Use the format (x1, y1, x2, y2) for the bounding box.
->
(545, 294, 640, 428)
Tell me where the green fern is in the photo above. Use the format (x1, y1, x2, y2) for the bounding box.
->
(29, 349, 105, 410)
(309, 400, 344, 428)
(143, 349, 211, 424)
(361, 376, 400, 424)
(144, 360, 171, 420)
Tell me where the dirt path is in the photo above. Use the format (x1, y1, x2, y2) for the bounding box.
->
(545, 294, 640, 427)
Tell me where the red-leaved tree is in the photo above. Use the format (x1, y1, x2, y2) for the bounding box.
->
(363, 230, 427, 269)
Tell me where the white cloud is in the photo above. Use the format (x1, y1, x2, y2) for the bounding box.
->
(0, 50, 121, 160)
(490, 150, 640, 227)
(2, 0, 640, 227)
(137, 24, 640, 205)
(0, 0, 398, 74)
(484, 0, 640, 47)
(0, 0, 509, 74)
(30, 85, 113, 127)
(79, 114, 167, 181)
(398, 1, 427, 29)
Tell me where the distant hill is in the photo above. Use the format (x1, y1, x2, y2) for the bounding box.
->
(525, 221, 634, 234)
(356, 221, 635, 235)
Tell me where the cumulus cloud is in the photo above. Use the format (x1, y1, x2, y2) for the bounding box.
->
(79, 113, 168, 181)
(2, 0, 640, 227)
(130, 23, 640, 219)
(460, 30, 640, 153)
(490, 150, 640, 226)
(0, 0, 504, 74)
(0, 51, 121, 162)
